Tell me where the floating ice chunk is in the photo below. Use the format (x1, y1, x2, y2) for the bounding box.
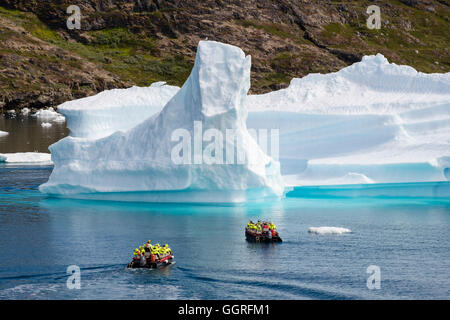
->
(32, 107, 65, 122)
(0, 152, 52, 164)
(40, 41, 284, 203)
(308, 227, 351, 235)
(33, 107, 58, 119)
(52, 115, 66, 123)
(21, 108, 30, 115)
(33, 107, 66, 124)
(6, 110, 16, 117)
(0, 130, 8, 137)
(58, 84, 179, 139)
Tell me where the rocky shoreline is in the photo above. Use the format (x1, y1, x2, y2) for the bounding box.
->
(0, 0, 449, 112)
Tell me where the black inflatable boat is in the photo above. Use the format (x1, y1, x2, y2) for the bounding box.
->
(245, 227, 282, 243)
(127, 254, 175, 269)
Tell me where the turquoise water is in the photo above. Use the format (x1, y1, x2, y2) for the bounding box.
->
(0, 165, 449, 299)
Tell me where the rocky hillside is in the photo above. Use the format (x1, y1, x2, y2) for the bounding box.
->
(0, 0, 449, 112)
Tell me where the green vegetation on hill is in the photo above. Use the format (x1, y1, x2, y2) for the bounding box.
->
(0, 6, 192, 89)
(319, 1, 449, 73)
(0, 0, 449, 110)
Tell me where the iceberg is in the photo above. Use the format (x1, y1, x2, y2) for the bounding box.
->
(42, 43, 450, 197)
(58, 83, 178, 139)
(0, 130, 8, 137)
(0, 152, 52, 164)
(308, 227, 351, 235)
(39, 41, 284, 203)
(246, 54, 450, 185)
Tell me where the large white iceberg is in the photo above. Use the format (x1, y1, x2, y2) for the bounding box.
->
(42, 44, 450, 198)
(40, 41, 284, 202)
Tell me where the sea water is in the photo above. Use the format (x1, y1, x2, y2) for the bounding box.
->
(0, 165, 449, 299)
(0, 118, 449, 299)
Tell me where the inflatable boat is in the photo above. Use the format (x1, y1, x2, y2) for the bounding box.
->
(127, 254, 175, 269)
(245, 227, 282, 243)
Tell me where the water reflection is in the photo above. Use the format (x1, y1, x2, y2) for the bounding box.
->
(0, 115, 69, 153)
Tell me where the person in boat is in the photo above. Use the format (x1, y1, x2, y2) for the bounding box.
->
(267, 222, 278, 237)
(148, 244, 157, 262)
(162, 244, 168, 258)
(268, 222, 277, 236)
(163, 244, 172, 257)
(132, 248, 145, 266)
(256, 221, 262, 234)
(142, 241, 151, 259)
(156, 245, 163, 258)
(133, 247, 141, 261)
(144, 240, 152, 251)
(139, 249, 147, 267)
(247, 221, 257, 232)
(133, 248, 140, 261)
(154, 243, 162, 259)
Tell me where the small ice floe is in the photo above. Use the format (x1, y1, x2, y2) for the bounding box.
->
(33, 107, 57, 118)
(0, 130, 8, 137)
(308, 227, 352, 235)
(33, 107, 65, 122)
(6, 110, 16, 117)
(0, 152, 52, 164)
(52, 114, 66, 123)
(41, 122, 52, 128)
(21, 108, 30, 116)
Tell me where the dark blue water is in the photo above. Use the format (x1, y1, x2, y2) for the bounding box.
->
(0, 165, 449, 299)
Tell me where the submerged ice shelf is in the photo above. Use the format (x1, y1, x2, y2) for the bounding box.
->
(41, 42, 450, 202)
